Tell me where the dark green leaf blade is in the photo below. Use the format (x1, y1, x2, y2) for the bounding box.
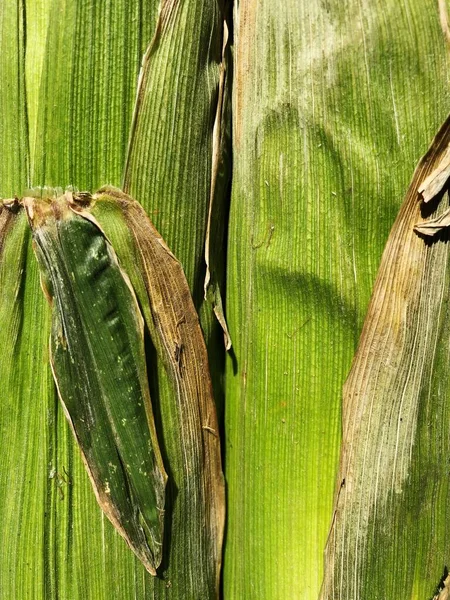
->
(90, 188, 225, 599)
(25, 193, 167, 575)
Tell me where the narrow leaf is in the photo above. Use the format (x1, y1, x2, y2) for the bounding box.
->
(0, 0, 29, 195)
(0, 5, 56, 598)
(120, 0, 228, 594)
(204, 19, 232, 350)
(0, 207, 54, 598)
(90, 187, 225, 598)
(24, 192, 167, 575)
(123, 0, 226, 337)
(322, 117, 450, 598)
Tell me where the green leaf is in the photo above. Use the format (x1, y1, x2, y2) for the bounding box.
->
(224, 1, 450, 598)
(123, 0, 226, 306)
(0, 0, 29, 195)
(1, 2, 165, 598)
(25, 192, 167, 575)
(29, 0, 158, 190)
(120, 1, 229, 595)
(0, 4, 53, 598)
(90, 188, 225, 598)
(0, 207, 54, 598)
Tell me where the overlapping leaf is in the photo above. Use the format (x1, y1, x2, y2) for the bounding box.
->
(322, 117, 450, 599)
(1, 1, 174, 598)
(90, 188, 225, 598)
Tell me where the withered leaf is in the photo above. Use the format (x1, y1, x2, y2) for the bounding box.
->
(322, 115, 450, 598)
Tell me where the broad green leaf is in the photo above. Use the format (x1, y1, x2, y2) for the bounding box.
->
(24, 193, 167, 575)
(90, 188, 225, 598)
(322, 118, 450, 599)
(225, 1, 450, 598)
(1, 2, 165, 598)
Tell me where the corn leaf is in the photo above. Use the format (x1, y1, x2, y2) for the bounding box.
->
(24, 193, 167, 575)
(121, 2, 229, 596)
(122, 0, 229, 393)
(321, 117, 450, 599)
(0, 206, 55, 598)
(124, 0, 225, 291)
(0, 4, 54, 598)
(28, 0, 158, 189)
(0, 2, 168, 598)
(225, 1, 450, 598)
(90, 188, 225, 598)
(0, 0, 28, 195)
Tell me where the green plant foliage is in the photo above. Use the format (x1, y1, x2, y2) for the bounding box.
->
(28, 194, 167, 575)
(92, 188, 225, 598)
(0, 0, 227, 597)
(224, 1, 450, 598)
(3, 0, 450, 597)
(1, 1, 164, 598)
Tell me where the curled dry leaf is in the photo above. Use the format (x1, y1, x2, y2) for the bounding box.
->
(414, 135, 450, 235)
(417, 141, 450, 202)
(0, 200, 18, 253)
(414, 206, 450, 235)
(434, 574, 450, 600)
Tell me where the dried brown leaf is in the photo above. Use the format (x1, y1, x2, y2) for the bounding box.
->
(322, 114, 450, 598)
(417, 140, 450, 202)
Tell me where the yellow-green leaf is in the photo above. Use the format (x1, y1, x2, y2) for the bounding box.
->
(1, 2, 165, 597)
(225, 1, 450, 598)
